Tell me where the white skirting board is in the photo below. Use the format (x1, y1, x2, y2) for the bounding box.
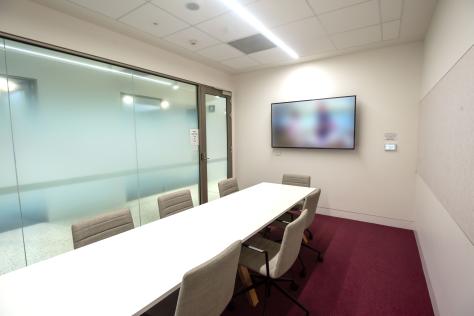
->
(414, 230, 441, 316)
(316, 206, 414, 230)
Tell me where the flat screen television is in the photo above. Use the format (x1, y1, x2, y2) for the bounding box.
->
(271, 95, 356, 149)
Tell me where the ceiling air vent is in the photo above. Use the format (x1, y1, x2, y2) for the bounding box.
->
(228, 34, 276, 54)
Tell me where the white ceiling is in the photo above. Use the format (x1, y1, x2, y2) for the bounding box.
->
(33, 0, 437, 73)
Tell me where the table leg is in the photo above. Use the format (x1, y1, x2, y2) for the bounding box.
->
(238, 265, 259, 307)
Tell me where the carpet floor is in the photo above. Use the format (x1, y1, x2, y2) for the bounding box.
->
(223, 215, 434, 316)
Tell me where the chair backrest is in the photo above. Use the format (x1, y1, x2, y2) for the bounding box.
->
(218, 178, 239, 197)
(273, 209, 310, 278)
(71, 208, 134, 249)
(282, 174, 311, 187)
(174, 240, 242, 316)
(303, 189, 321, 229)
(158, 189, 194, 218)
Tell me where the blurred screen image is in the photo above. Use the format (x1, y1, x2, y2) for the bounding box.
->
(271, 96, 356, 149)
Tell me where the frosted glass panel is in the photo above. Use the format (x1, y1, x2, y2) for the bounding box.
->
(0, 39, 26, 274)
(133, 78, 199, 223)
(0, 38, 200, 274)
(4, 40, 140, 264)
(205, 95, 228, 201)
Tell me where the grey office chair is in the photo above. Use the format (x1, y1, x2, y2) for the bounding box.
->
(301, 189, 323, 272)
(236, 210, 311, 316)
(218, 178, 239, 197)
(158, 189, 193, 219)
(282, 174, 311, 187)
(280, 190, 324, 276)
(174, 240, 242, 316)
(71, 208, 134, 249)
(282, 174, 311, 212)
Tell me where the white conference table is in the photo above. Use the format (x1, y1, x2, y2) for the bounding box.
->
(0, 182, 316, 316)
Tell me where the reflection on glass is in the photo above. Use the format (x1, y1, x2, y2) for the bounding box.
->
(205, 95, 228, 201)
(0, 39, 27, 274)
(0, 38, 199, 274)
(133, 76, 199, 222)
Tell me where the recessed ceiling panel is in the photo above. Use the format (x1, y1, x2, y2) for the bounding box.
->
(319, 0, 380, 34)
(68, 0, 146, 19)
(151, 0, 256, 25)
(382, 20, 401, 40)
(306, 0, 369, 14)
(246, 0, 313, 28)
(248, 47, 294, 65)
(198, 44, 245, 61)
(381, 0, 403, 22)
(228, 34, 276, 54)
(164, 27, 219, 51)
(273, 17, 334, 56)
(331, 25, 381, 49)
(196, 11, 257, 42)
(119, 3, 189, 37)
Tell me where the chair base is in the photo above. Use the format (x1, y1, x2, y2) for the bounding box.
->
(233, 274, 309, 316)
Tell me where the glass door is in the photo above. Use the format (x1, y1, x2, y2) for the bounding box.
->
(199, 86, 232, 203)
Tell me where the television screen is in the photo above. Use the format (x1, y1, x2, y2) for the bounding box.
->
(271, 95, 356, 149)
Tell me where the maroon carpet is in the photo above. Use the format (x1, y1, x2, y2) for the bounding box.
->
(223, 215, 434, 316)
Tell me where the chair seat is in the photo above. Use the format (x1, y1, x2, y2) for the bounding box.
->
(240, 235, 281, 278)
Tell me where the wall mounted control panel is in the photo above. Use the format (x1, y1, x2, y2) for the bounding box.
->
(384, 143, 397, 151)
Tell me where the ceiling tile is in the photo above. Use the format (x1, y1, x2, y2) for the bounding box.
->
(196, 11, 257, 42)
(68, 0, 146, 19)
(248, 47, 294, 65)
(382, 20, 400, 40)
(221, 55, 259, 69)
(151, 0, 227, 25)
(380, 0, 403, 22)
(273, 17, 335, 56)
(119, 3, 189, 37)
(198, 44, 244, 61)
(245, 0, 314, 28)
(307, 0, 368, 14)
(318, 0, 380, 34)
(164, 27, 219, 51)
(331, 25, 381, 49)
(151, 0, 256, 25)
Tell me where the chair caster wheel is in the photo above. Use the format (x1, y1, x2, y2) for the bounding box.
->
(290, 281, 299, 291)
(299, 269, 307, 278)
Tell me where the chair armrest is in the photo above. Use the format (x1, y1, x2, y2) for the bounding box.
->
(242, 243, 271, 278)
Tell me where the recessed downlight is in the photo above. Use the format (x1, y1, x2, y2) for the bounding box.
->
(185, 2, 200, 11)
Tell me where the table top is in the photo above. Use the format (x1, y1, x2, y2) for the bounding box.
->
(0, 182, 315, 316)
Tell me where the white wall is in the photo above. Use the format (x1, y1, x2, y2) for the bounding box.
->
(421, 0, 474, 97)
(415, 1, 474, 315)
(234, 42, 423, 228)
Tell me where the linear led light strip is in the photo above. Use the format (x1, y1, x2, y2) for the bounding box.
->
(219, 0, 299, 59)
(4, 45, 172, 86)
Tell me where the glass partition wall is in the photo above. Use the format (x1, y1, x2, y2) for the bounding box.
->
(0, 37, 211, 274)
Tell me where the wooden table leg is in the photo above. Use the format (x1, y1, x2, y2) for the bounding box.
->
(238, 265, 259, 307)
